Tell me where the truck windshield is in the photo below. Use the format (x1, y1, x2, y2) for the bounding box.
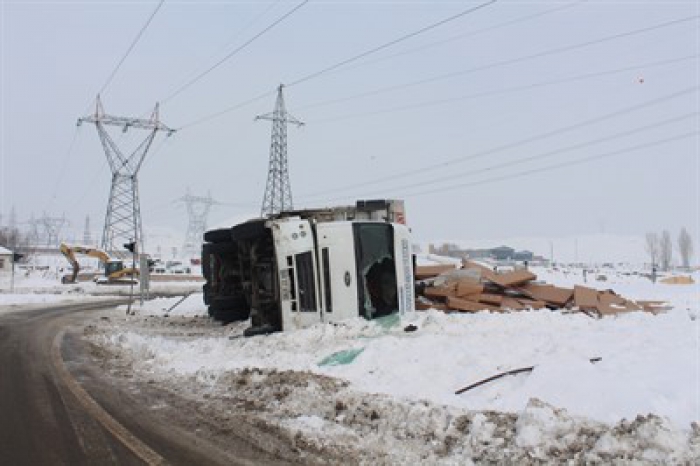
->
(353, 223, 397, 319)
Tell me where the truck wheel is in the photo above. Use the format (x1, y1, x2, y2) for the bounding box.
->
(206, 242, 239, 255)
(230, 220, 267, 241)
(213, 307, 250, 324)
(208, 296, 246, 311)
(203, 228, 232, 244)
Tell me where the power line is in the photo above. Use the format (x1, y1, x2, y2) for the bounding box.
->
(297, 15, 700, 113)
(403, 131, 698, 199)
(177, 89, 275, 130)
(315, 112, 698, 202)
(176, 0, 496, 130)
(161, 0, 309, 104)
(304, 54, 698, 122)
(310, 131, 697, 205)
(298, 85, 699, 199)
(286, 0, 497, 88)
(98, 0, 165, 96)
(304, 0, 586, 81)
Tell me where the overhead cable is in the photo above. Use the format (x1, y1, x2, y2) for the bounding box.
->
(98, 0, 166, 96)
(286, 0, 497, 88)
(299, 86, 699, 199)
(161, 0, 309, 104)
(298, 15, 700, 112)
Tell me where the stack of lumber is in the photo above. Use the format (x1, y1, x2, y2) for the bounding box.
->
(415, 260, 670, 317)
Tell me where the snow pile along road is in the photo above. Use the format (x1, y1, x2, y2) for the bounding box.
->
(86, 269, 699, 462)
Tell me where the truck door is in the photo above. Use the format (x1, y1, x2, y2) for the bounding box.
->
(315, 222, 358, 323)
(392, 224, 415, 313)
(271, 218, 321, 331)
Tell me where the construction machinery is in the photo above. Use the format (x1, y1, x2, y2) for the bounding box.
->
(59, 243, 139, 284)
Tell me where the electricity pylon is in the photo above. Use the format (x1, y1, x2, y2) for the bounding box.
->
(37, 213, 68, 246)
(180, 190, 217, 258)
(78, 96, 174, 256)
(256, 84, 303, 217)
(83, 215, 93, 245)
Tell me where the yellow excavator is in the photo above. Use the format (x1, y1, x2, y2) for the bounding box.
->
(59, 243, 139, 284)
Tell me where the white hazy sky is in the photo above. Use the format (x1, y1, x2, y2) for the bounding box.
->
(1, 0, 698, 251)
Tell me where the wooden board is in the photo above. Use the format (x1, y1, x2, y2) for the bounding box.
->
(574, 285, 599, 310)
(461, 260, 497, 281)
(489, 270, 537, 288)
(501, 297, 526, 311)
(455, 280, 484, 298)
(477, 293, 504, 306)
(515, 298, 547, 310)
(415, 264, 458, 280)
(447, 296, 500, 312)
(599, 292, 626, 306)
(424, 284, 457, 299)
(519, 283, 573, 307)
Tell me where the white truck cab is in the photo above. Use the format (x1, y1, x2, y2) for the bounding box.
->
(202, 200, 414, 336)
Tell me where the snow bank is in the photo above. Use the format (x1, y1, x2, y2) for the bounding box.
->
(94, 301, 698, 430)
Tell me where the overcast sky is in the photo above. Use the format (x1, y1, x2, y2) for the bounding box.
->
(1, 0, 698, 253)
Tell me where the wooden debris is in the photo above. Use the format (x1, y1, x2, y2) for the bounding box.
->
(477, 293, 504, 306)
(415, 264, 457, 280)
(488, 269, 537, 288)
(519, 283, 573, 307)
(574, 285, 599, 311)
(659, 275, 694, 285)
(447, 296, 500, 313)
(414, 263, 667, 317)
(424, 284, 457, 299)
(455, 280, 484, 298)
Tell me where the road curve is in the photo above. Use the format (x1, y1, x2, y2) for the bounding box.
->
(0, 300, 287, 466)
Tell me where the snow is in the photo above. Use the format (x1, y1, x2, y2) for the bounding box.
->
(116, 293, 207, 317)
(7, 257, 696, 461)
(0, 265, 203, 314)
(90, 266, 700, 435)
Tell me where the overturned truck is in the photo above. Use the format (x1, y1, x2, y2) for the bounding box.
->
(202, 200, 414, 336)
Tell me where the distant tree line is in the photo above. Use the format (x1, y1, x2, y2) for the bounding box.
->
(0, 226, 35, 260)
(645, 227, 694, 270)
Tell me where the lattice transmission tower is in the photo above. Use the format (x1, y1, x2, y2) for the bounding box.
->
(36, 213, 68, 247)
(180, 190, 217, 258)
(256, 84, 304, 217)
(78, 96, 174, 256)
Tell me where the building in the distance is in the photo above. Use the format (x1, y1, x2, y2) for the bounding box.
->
(0, 246, 13, 272)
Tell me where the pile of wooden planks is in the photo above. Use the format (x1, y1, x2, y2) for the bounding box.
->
(415, 260, 669, 317)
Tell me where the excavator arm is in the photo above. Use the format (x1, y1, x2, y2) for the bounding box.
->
(59, 243, 81, 284)
(59, 243, 132, 284)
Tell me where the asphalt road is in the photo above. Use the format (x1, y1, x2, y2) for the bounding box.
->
(0, 301, 288, 466)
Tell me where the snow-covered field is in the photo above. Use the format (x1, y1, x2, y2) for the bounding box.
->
(0, 268, 203, 314)
(83, 265, 699, 463)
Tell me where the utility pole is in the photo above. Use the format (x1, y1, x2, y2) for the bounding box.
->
(180, 190, 217, 258)
(256, 84, 304, 217)
(78, 96, 174, 257)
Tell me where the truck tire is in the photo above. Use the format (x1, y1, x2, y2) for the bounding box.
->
(203, 283, 212, 305)
(203, 228, 232, 244)
(206, 242, 239, 255)
(230, 220, 267, 241)
(213, 307, 250, 324)
(208, 295, 246, 311)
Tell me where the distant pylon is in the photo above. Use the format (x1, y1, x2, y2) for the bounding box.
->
(180, 190, 217, 258)
(256, 84, 304, 217)
(83, 215, 92, 245)
(37, 213, 68, 247)
(78, 96, 174, 256)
